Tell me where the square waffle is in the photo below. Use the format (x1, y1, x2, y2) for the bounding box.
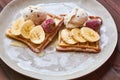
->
(56, 28, 101, 53)
(6, 13, 63, 53)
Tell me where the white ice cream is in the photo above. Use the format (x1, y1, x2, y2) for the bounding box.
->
(20, 5, 44, 20)
(64, 7, 88, 28)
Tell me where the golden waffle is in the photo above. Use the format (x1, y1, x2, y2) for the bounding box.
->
(6, 13, 63, 53)
(56, 29, 101, 53)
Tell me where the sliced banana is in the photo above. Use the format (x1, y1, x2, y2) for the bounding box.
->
(71, 28, 87, 43)
(21, 20, 35, 39)
(11, 17, 24, 35)
(30, 25, 45, 44)
(61, 29, 77, 44)
(81, 27, 100, 42)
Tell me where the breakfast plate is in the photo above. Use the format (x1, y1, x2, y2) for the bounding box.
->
(0, 0, 117, 80)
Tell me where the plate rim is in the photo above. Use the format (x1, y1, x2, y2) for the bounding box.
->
(0, 0, 118, 79)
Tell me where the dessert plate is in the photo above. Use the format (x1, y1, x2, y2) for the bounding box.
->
(0, 0, 117, 80)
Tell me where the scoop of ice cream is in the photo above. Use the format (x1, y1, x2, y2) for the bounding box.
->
(41, 19, 56, 33)
(20, 5, 47, 25)
(29, 12, 47, 25)
(64, 7, 88, 28)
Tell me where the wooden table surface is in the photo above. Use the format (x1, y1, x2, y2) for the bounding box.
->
(0, 0, 120, 80)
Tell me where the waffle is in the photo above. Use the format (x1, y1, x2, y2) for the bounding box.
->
(56, 28, 101, 53)
(6, 13, 63, 53)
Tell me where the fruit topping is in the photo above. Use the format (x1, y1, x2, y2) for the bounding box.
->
(85, 19, 102, 31)
(61, 29, 77, 44)
(70, 28, 86, 43)
(41, 19, 56, 33)
(11, 17, 25, 35)
(80, 27, 100, 42)
(30, 25, 45, 44)
(21, 20, 35, 39)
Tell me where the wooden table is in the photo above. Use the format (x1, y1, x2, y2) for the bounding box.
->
(0, 0, 120, 80)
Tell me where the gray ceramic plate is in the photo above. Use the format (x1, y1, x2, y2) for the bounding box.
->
(0, 0, 117, 80)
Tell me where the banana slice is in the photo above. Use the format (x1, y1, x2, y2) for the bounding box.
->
(71, 28, 86, 43)
(11, 17, 24, 35)
(30, 25, 45, 44)
(21, 20, 35, 39)
(81, 27, 100, 42)
(61, 29, 77, 44)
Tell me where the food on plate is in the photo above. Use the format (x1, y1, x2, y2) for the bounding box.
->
(42, 19, 56, 33)
(20, 5, 47, 25)
(61, 29, 77, 44)
(5, 5, 64, 53)
(21, 20, 35, 39)
(56, 8, 103, 53)
(30, 12, 47, 25)
(29, 25, 45, 44)
(70, 28, 86, 43)
(85, 18, 102, 31)
(11, 17, 25, 35)
(5, 5, 102, 53)
(80, 27, 100, 42)
(64, 7, 88, 28)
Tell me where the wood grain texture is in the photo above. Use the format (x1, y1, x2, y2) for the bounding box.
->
(0, 67, 9, 80)
(0, 59, 35, 80)
(0, 0, 120, 80)
(98, 0, 120, 32)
